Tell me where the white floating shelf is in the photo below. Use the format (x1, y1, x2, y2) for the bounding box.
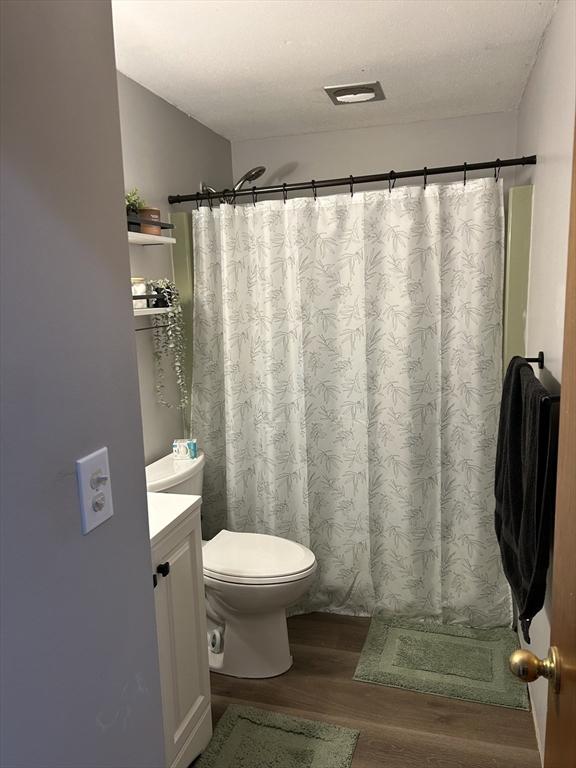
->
(134, 307, 173, 317)
(128, 231, 176, 246)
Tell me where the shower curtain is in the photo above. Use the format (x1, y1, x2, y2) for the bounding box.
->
(192, 177, 511, 627)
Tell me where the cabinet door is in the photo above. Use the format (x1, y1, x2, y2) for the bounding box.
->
(153, 518, 211, 767)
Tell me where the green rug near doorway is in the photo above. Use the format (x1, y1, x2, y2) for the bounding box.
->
(354, 615, 529, 709)
(196, 705, 359, 768)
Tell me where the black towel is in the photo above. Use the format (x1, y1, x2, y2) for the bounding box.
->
(494, 357, 559, 643)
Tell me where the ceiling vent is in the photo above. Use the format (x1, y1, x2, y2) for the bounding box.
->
(324, 81, 385, 105)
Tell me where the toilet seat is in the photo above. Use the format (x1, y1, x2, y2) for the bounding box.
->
(202, 530, 316, 585)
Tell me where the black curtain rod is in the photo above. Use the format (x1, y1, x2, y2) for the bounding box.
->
(168, 155, 536, 205)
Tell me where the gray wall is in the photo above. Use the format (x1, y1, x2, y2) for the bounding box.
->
(232, 111, 519, 196)
(0, 2, 164, 766)
(514, 0, 576, 755)
(117, 73, 232, 464)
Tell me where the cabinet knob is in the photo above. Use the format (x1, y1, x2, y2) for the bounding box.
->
(156, 562, 170, 578)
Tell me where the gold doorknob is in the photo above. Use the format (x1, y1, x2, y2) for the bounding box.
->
(509, 646, 561, 693)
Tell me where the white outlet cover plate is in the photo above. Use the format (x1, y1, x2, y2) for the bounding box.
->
(76, 447, 114, 534)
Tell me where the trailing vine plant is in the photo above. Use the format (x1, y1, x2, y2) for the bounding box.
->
(150, 279, 189, 411)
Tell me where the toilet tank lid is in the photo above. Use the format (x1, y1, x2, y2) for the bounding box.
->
(202, 530, 316, 580)
(145, 451, 205, 492)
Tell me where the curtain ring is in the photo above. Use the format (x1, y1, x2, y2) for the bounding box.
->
(312, 179, 317, 201)
(388, 171, 396, 194)
(494, 158, 501, 182)
(195, 197, 200, 211)
(232, 190, 236, 209)
(349, 175, 354, 197)
(423, 167, 428, 190)
(208, 194, 213, 211)
(252, 186, 257, 207)
(463, 162, 467, 187)
(282, 183, 288, 204)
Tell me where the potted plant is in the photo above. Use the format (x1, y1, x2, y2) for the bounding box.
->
(148, 277, 175, 309)
(149, 279, 188, 411)
(125, 188, 162, 235)
(125, 188, 145, 231)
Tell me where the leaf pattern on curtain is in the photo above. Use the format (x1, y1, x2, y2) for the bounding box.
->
(192, 178, 511, 627)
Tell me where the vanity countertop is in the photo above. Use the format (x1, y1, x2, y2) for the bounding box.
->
(147, 492, 201, 545)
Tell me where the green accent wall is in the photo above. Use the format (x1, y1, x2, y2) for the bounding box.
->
(170, 212, 194, 434)
(503, 186, 533, 368)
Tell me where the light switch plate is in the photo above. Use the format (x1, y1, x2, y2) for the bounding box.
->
(76, 447, 114, 534)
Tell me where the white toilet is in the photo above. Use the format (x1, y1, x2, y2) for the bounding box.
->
(145, 453, 317, 678)
(145, 451, 206, 494)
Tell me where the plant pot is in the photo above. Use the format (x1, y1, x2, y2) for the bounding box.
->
(126, 207, 141, 231)
(150, 285, 174, 308)
(139, 207, 161, 236)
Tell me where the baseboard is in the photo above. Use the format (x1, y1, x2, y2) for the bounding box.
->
(528, 688, 544, 766)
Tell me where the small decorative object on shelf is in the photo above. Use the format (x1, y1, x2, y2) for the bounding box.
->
(125, 188, 170, 236)
(138, 206, 162, 236)
(131, 276, 147, 309)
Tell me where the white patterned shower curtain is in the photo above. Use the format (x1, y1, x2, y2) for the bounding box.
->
(192, 178, 511, 627)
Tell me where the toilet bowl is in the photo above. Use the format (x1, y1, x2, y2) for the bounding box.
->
(203, 530, 316, 678)
(145, 453, 317, 679)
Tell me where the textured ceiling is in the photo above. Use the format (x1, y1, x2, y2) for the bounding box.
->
(112, 0, 556, 142)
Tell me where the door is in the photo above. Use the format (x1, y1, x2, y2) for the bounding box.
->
(544, 128, 576, 767)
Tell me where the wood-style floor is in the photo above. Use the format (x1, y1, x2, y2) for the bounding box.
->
(209, 612, 540, 768)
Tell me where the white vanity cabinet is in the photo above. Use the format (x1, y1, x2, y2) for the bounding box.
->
(148, 493, 212, 768)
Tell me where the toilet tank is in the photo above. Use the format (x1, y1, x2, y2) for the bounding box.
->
(145, 451, 205, 495)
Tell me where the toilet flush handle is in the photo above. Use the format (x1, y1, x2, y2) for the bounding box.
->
(156, 562, 171, 578)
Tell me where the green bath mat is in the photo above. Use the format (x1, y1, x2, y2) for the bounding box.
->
(354, 616, 529, 710)
(196, 705, 359, 768)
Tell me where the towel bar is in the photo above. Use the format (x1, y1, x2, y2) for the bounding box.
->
(525, 351, 545, 369)
(524, 352, 560, 402)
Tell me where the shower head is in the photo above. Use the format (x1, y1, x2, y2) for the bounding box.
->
(201, 183, 217, 195)
(233, 166, 266, 192)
